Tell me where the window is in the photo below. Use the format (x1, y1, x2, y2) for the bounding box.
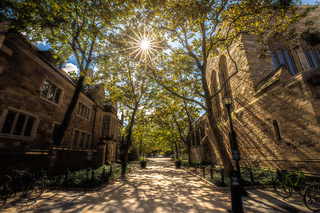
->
(101, 115, 110, 137)
(301, 40, 320, 69)
(219, 56, 234, 111)
(41, 80, 63, 104)
(211, 70, 221, 117)
(76, 102, 90, 120)
(269, 42, 297, 75)
(0, 108, 38, 140)
(272, 120, 281, 141)
(72, 129, 91, 148)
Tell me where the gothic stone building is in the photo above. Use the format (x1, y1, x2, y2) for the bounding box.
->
(0, 21, 122, 177)
(191, 6, 320, 175)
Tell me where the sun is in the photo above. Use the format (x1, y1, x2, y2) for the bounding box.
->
(141, 40, 150, 50)
(123, 27, 163, 63)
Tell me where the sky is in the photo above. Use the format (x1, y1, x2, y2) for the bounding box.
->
(36, 0, 319, 75)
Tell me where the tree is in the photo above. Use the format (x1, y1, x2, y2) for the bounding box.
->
(133, 0, 315, 174)
(2, 0, 128, 145)
(97, 50, 156, 170)
(152, 89, 201, 164)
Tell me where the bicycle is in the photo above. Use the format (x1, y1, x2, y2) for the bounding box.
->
(273, 166, 309, 198)
(0, 169, 46, 200)
(303, 182, 320, 212)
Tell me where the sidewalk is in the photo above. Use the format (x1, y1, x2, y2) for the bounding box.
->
(62, 158, 232, 213)
(0, 158, 312, 212)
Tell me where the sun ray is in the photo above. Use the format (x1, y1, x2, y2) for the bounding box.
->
(123, 26, 165, 65)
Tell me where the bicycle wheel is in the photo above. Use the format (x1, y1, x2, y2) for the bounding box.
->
(304, 184, 320, 212)
(0, 180, 13, 199)
(274, 178, 293, 198)
(25, 179, 45, 200)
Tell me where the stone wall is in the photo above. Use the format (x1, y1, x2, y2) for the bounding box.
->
(0, 31, 120, 178)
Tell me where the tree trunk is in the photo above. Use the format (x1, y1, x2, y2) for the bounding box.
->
(186, 138, 192, 165)
(206, 106, 233, 174)
(199, 57, 233, 174)
(122, 105, 138, 172)
(54, 75, 85, 145)
(174, 140, 179, 159)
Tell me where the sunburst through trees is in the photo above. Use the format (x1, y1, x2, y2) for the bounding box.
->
(124, 27, 163, 65)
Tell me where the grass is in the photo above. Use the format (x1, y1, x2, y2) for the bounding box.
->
(46, 165, 133, 188)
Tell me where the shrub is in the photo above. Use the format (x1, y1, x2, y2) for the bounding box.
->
(46, 165, 133, 188)
(139, 157, 149, 162)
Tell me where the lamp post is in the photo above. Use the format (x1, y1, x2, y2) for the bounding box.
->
(222, 96, 244, 213)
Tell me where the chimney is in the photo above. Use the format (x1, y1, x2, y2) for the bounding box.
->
(87, 69, 94, 78)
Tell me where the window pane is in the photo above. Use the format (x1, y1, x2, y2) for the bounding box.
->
(284, 51, 296, 75)
(309, 50, 319, 68)
(72, 131, 79, 147)
(103, 116, 106, 121)
(24, 117, 35, 137)
(107, 116, 110, 121)
(83, 106, 87, 118)
(79, 132, 85, 148)
(51, 124, 60, 140)
(86, 109, 90, 119)
(80, 105, 84, 116)
(41, 81, 50, 98)
(270, 51, 279, 68)
(48, 85, 56, 101)
(1, 111, 17, 134)
(54, 89, 61, 103)
(304, 51, 313, 68)
(277, 50, 286, 65)
(13, 114, 26, 135)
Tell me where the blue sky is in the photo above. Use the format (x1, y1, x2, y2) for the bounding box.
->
(36, 0, 318, 74)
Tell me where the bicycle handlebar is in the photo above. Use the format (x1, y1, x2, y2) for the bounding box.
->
(13, 169, 31, 176)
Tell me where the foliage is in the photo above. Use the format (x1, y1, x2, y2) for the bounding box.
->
(173, 157, 183, 163)
(128, 159, 140, 164)
(204, 167, 277, 187)
(46, 165, 132, 188)
(139, 157, 149, 162)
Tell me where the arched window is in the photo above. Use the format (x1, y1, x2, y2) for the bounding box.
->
(272, 120, 281, 141)
(269, 41, 297, 75)
(300, 40, 320, 69)
(219, 55, 233, 110)
(211, 70, 221, 117)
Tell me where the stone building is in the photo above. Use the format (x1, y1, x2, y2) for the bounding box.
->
(0, 21, 122, 177)
(191, 6, 320, 174)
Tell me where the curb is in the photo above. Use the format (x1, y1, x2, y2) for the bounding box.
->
(182, 167, 273, 191)
(46, 167, 136, 192)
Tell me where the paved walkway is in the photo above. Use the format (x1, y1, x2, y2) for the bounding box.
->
(0, 158, 314, 212)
